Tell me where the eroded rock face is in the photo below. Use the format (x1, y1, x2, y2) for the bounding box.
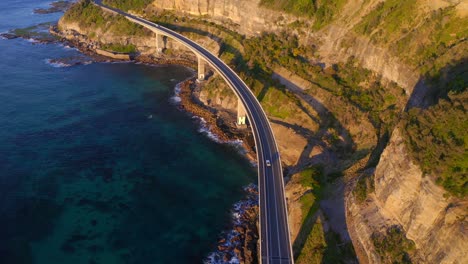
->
(57, 17, 220, 59)
(318, 30, 420, 95)
(150, 0, 297, 36)
(347, 127, 468, 264)
(149, 0, 421, 94)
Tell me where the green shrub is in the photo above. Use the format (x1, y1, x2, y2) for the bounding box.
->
(62, 0, 148, 37)
(355, 0, 418, 42)
(259, 0, 346, 29)
(403, 92, 467, 197)
(102, 0, 152, 11)
(298, 166, 324, 220)
(101, 43, 136, 53)
(372, 225, 415, 263)
(354, 176, 368, 202)
(62, 0, 106, 28)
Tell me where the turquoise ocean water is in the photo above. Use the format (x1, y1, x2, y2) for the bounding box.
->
(0, 1, 255, 263)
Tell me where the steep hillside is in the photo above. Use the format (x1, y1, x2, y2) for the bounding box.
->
(58, 0, 467, 263)
(347, 125, 467, 264)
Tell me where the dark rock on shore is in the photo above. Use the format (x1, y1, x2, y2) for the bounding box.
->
(34, 1, 74, 14)
(207, 185, 259, 264)
(0, 33, 18, 39)
(176, 78, 257, 162)
(3, 23, 59, 44)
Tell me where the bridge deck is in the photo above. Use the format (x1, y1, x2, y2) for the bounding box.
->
(93, 1, 294, 263)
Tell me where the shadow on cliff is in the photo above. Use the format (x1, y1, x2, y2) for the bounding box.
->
(405, 58, 467, 110)
(365, 58, 467, 170)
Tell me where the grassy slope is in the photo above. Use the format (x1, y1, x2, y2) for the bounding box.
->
(355, 0, 468, 76)
(259, 0, 347, 29)
(60, 0, 149, 50)
(294, 167, 356, 263)
(102, 0, 153, 11)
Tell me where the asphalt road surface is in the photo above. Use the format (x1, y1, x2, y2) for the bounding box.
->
(93, 1, 294, 262)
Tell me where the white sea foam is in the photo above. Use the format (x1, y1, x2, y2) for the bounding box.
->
(60, 43, 77, 51)
(193, 115, 250, 155)
(195, 116, 223, 143)
(44, 58, 72, 68)
(169, 81, 184, 104)
(170, 74, 253, 157)
(26, 38, 39, 43)
(204, 184, 258, 264)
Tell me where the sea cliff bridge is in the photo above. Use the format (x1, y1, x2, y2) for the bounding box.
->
(93, 1, 294, 262)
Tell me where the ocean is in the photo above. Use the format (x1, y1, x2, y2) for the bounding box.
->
(0, 1, 255, 263)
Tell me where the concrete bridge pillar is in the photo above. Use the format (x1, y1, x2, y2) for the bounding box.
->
(155, 33, 165, 53)
(237, 100, 247, 125)
(198, 56, 206, 81)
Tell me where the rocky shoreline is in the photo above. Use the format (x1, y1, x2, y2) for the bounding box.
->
(57, 29, 261, 264)
(2, 18, 261, 262)
(205, 184, 259, 264)
(49, 26, 199, 67)
(34, 1, 74, 14)
(172, 62, 260, 264)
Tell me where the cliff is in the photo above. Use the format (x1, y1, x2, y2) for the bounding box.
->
(57, 2, 221, 59)
(148, 0, 467, 97)
(58, 0, 467, 263)
(148, 0, 297, 36)
(347, 127, 467, 263)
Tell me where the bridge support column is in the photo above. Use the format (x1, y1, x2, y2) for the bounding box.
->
(237, 99, 247, 126)
(197, 56, 206, 81)
(155, 33, 164, 53)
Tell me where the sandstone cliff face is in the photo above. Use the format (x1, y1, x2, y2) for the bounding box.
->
(59, 1, 466, 262)
(311, 0, 421, 94)
(57, 14, 220, 58)
(347, 127, 468, 264)
(149, 0, 420, 94)
(149, 0, 297, 36)
(317, 30, 420, 95)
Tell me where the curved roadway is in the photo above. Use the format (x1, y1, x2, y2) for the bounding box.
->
(93, 1, 293, 263)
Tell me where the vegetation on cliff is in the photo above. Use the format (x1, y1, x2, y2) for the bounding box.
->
(353, 173, 375, 203)
(101, 43, 136, 53)
(61, 0, 148, 37)
(404, 91, 467, 197)
(259, 0, 347, 29)
(354, 0, 467, 75)
(371, 225, 416, 264)
(102, 0, 152, 11)
(239, 32, 404, 136)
